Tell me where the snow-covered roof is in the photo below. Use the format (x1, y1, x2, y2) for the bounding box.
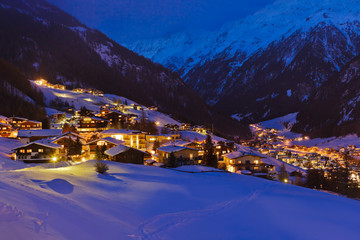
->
(105, 144, 148, 157)
(101, 129, 145, 135)
(18, 129, 62, 138)
(0, 122, 11, 127)
(161, 140, 193, 147)
(104, 144, 130, 157)
(0, 115, 8, 122)
(45, 107, 65, 116)
(223, 151, 265, 159)
(157, 145, 199, 153)
(10, 117, 27, 121)
(82, 116, 108, 121)
(51, 134, 86, 144)
(86, 137, 125, 146)
(12, 140, 62, 150)
(22, 120, 42, 124)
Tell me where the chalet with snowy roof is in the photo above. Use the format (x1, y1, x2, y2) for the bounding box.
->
(162, 140, 203, 151)
(12, 141, 62, 163)
(17, 129, 62, 144)
(148, 106, 158, 111)
(34, 79, 47, 86)
(85, 137, 125, 159)
(100, 129, 147, 150)
(98, 110, 128, 127)
(223, 151, 271, 173)
(54, 84, 66, 90)
(78, 116, 108, 132)
(157, 145, 201, 165)
(105, 144, 149, 164)
(73, 88, 85, 93)
(0, 115, 9, 124)
(93, 90, 103, 96)
(192, 125, 209, 135)
(48, 111, 66, 122)
(9, 117, 28, 127)
(50, 132, 86, 157)
(131, 104, 143, 111)
(0, 122, 12, 137)
(18, 120, 42, 130)
(180, 123, 191, 131)
(214, 141, 234, 160)
(163, 124, 179, 131)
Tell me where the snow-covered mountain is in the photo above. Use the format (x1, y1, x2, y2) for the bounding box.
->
(0, 0, 250, 137)
(128, 0, 360, 124)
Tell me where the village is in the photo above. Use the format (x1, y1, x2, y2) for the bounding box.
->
(1, 79, 359, 187)
(0, 79, 291, 181)
(245, 124, 360, 184)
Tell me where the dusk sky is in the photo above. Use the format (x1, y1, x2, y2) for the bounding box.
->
(48, 0, 275, 43)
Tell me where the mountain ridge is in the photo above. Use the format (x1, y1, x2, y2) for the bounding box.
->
(0, 0, 250, 137)
(128, 0, 360, 136)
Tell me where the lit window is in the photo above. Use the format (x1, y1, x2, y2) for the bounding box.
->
(97, 141, 105, 146)
(20, 149, 25, 153)
(254, 160, 259, 164)
(27, 149, 32, 153)
(38, 149, 43, 153)
(190, 154, 193, 160)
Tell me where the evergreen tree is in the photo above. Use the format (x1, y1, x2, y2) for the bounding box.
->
(153, 140, 160, 152)
(278, 163, 289, 183)
(203, 134, 217, 168)
(74, 137, 82, 155)
(101, 145, 108, 160)
(62, 123, 77, 133)
(79, 106, 92, 116)
(95, 146, 102, 160)
(161, 127, 170, 134)
(42, 117, 51, 129)
(305, 169, 327, 189)
(167, 152, 177, 168)
(139, 110, 147, 131)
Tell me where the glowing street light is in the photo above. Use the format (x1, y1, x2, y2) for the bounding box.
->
(52, 157, 57, 168)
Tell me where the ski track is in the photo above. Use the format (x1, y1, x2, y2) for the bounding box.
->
(136, 188, 266, 240)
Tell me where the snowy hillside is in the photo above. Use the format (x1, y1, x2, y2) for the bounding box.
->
(1, 154, 360, 239)
(34, 83, 182, 127)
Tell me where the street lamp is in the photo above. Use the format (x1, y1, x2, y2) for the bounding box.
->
(52, 157, 57, 168)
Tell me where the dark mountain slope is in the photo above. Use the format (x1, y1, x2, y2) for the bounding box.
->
(0, 58, 46, 121)
(0, 0, 250, 137)
(293, 56, 360, 138)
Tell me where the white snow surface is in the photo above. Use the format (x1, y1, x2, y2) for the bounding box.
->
(0, 137, 359, 239)
(128, 0, 360, 76)
(257, 112, 301, 139)
(292, 134, 360, 150)
(0, 156, 360, 239)
(33, 83, 181, 127)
